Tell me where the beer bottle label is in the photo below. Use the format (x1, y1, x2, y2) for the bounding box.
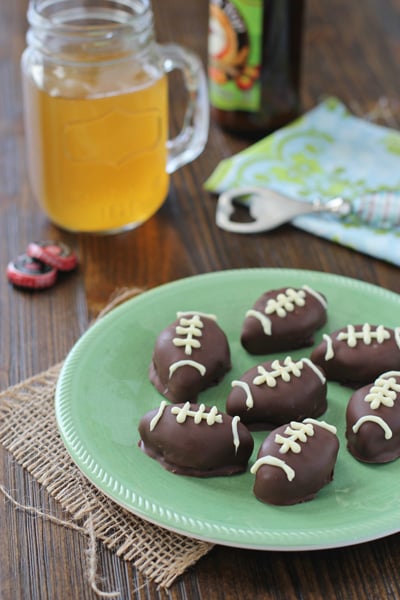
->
(208, 0, 263, 112)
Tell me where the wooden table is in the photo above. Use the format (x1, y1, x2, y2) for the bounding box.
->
(1, 0, 400, 598)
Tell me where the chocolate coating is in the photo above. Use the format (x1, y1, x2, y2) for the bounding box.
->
(241, 286, 327, 355)
(311, 324, 400, 387)
(149, 312, 231, 403)
(346, 371, 400, 463)
(252, 420, 339, 505)
(226, 357, 327, 430)
(138, 402, 254, 477)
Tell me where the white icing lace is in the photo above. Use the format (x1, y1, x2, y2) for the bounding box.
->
(337, 323, 390, 347)
(149, 400, 168, 431)
(352, 415, 393, 440)
(173, 314, 204, 355)
(364, 373, 400, 409)
(169, 359, 206, 379)
(302, 285, 327, 309)
(231, 416, 241, 453)
(323, 333, 334, 361)
(250, 455, 295, 481)
(253, 357, 303, 387)
(231, 380, 254, 409)
(303, 418, 337, 435)
(171, 402, 223, 425)
(265, 288, 306, 318)
(275, 421, 315, 454)
(244, 309, 271, 334)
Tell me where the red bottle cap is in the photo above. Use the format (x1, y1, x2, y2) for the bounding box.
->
(6, 254, 58, 289)
(27, 241, 78, 271)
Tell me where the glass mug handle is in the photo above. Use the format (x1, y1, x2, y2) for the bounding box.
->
(159, 43, 209, 174)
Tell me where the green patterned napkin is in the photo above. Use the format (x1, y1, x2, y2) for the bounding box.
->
(205, 97, 400, 266)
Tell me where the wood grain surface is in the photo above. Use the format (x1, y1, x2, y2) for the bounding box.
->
(1, 0, 400, 598)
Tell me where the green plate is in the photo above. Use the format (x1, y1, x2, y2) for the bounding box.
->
(55, 268, 400, 550)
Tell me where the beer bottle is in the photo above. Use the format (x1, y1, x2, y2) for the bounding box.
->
(208, 0, 305, 138)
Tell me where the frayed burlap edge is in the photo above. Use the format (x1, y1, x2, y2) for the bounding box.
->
(0, 364, 213, 589)
(0, 290, 214, 590)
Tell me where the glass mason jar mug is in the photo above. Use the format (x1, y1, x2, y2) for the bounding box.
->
(21, 0, 209, 233)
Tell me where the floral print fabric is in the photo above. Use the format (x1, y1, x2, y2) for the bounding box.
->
(205, 97, 400, 266)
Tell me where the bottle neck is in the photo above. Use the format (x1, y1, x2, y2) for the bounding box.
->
(26, 0, 155, 64)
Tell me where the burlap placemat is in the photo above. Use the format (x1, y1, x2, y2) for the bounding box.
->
(0, 289, 214, 595)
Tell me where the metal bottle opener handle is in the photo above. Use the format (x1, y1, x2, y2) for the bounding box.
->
(216, 187, 400, 234)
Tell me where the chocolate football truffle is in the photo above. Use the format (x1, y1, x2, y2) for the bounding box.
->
(251, 419, 339, 506)
(241, 285, 327, 355)
(149, 311, 231, 403)
(346, 370, 400, 463)
(138, 401, 254, 477)
(311, 323, 400, 387)
(226, 356, 327, 430)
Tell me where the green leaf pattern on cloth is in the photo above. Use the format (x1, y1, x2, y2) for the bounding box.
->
(205, 98, 400, 266)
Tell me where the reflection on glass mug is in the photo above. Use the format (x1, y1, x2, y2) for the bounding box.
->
(21, 0, 209, 233)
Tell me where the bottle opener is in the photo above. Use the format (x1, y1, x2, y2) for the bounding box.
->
(216, 187, 400, 234)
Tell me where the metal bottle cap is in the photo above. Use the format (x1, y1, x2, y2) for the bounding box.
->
(6, 254, 58, 289)
(27, 241, 78, 271)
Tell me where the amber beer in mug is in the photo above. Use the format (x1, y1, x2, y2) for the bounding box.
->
(22, 0, 209, 233)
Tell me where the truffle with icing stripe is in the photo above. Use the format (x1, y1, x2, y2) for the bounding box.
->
(251, 419, 339, 505)
(149, 311, 231, 403)
(310, 324, 400, 386)
(241, 285, 327, 355)
(138, 402, 254, 476)
(226, 356, 327, 430)
(346, 371, 400, 463)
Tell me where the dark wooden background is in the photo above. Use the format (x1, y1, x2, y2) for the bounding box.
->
(1, 0, 400, 598)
